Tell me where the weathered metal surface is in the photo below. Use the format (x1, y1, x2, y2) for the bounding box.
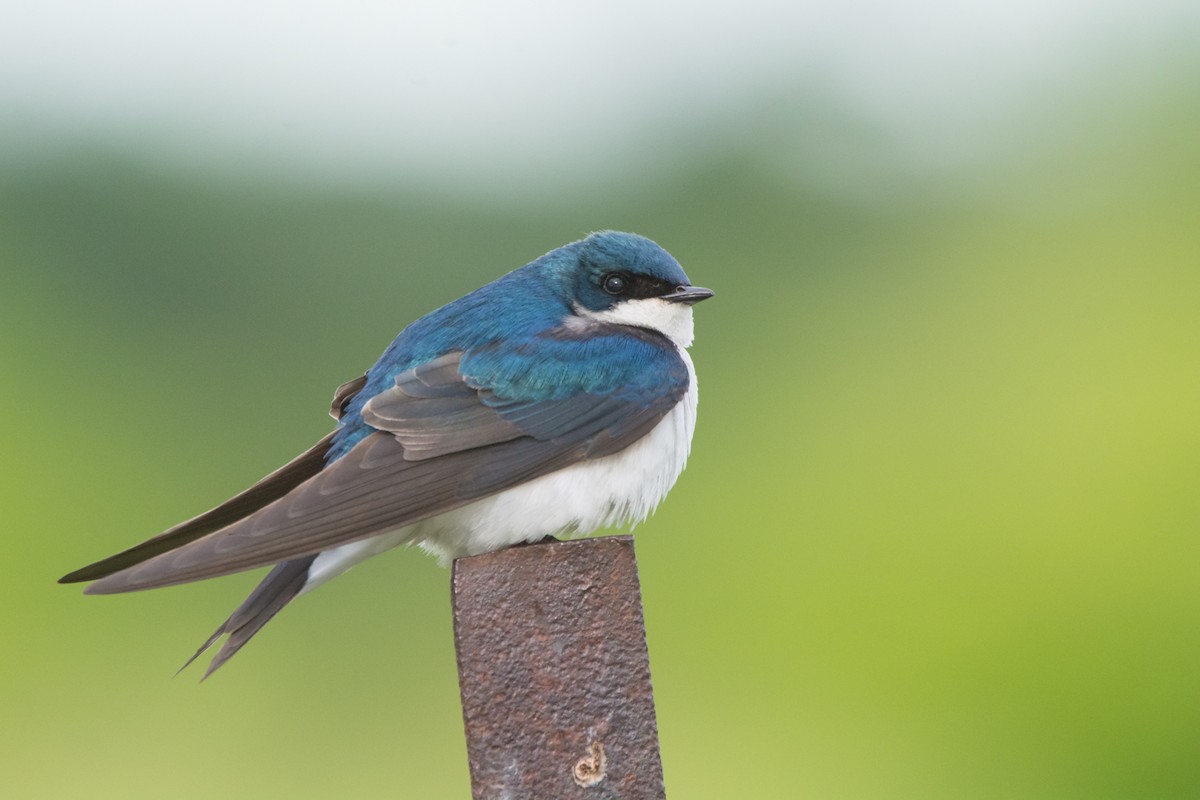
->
(452, 535, 666, 800)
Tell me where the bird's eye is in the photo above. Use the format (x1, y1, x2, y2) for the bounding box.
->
(602, 273, 627, 295)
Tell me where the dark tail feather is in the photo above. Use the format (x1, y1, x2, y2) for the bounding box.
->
(60, 435, 335, 584)
(179, 556, 316, 680)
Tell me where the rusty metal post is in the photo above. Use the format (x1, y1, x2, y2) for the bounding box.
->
(452, 535, 666, 800)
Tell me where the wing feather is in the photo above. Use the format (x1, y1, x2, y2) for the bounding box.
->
(62, 373, 372, 584)
(59, 434, 335, 584)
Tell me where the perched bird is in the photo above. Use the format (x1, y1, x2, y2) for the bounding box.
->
(60, 231, 712, 677)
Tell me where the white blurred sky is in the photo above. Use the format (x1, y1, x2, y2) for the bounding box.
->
(1, 0, 1197, 195)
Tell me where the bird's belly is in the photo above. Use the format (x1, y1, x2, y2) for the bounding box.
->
(416, 355, 698, 562)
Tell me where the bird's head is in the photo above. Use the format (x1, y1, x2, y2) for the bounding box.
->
(566, 231, 713, 348)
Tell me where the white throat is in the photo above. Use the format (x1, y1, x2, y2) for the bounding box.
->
(572, 298, 696, 348)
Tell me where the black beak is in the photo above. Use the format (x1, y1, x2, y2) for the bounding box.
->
(662, 285, 715, 305)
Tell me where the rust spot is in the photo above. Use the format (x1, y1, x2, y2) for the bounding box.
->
(572, 741, 607, 788)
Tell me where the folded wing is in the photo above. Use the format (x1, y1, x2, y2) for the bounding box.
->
(81, 329, 688, 594)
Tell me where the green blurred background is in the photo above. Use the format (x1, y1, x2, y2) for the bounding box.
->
(2, 3, 1198, 798)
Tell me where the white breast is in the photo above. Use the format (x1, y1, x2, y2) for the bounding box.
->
(415, 347, 698, 561)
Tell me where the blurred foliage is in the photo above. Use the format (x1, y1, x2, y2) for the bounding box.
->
(2, 73, 1198, 799)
